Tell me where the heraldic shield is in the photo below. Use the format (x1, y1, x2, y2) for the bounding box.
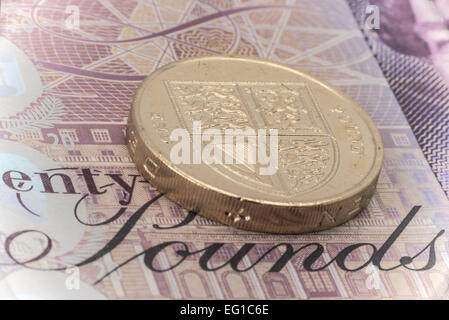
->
(165, 81, 338, 197)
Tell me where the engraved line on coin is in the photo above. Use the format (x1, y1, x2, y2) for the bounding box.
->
(331, 106, 365, 158)
(347, 196, 363, 217)
(236, 83, 288, 192)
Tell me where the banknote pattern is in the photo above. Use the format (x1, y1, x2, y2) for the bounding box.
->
(348, 0, 449, 198)
(0, 0, 448, 299)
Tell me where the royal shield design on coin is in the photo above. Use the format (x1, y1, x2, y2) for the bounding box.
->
(165, 81, 338, 196)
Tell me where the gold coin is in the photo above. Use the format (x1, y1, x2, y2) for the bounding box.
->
(127, 56, 383, 234)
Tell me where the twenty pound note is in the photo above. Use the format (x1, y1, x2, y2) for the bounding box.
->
(0, 0, 448, 299)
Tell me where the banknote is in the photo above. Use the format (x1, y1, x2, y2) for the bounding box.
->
(348, 0, 449, 198)
(0, 0, 448, 300)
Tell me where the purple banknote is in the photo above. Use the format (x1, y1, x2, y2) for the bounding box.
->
(0, 0, 448, 299)
(349, 0, 449, 198)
